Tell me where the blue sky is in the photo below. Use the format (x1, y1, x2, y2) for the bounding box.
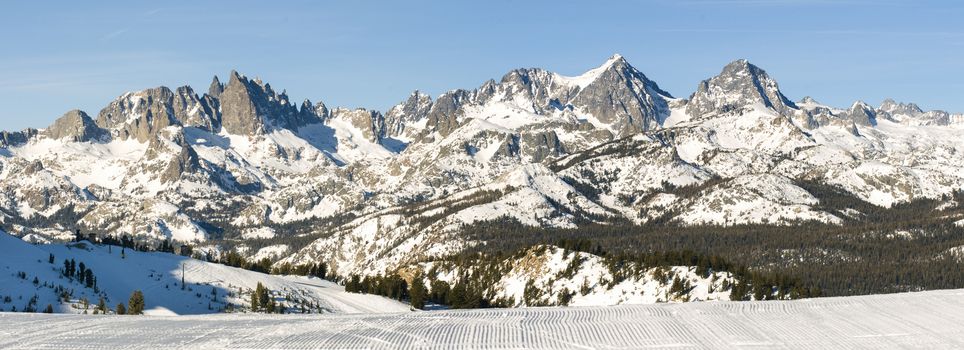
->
(1, 0, 962, 131)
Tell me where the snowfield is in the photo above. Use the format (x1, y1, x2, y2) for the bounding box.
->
(0, 232, 410, 315)
(3, 289, 964, 349)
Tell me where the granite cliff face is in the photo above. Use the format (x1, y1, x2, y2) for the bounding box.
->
(220, 71, 320, 136)
(43, 110, 107, 142)
(686, 59, 797, 119)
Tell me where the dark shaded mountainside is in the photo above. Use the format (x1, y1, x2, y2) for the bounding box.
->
(2, 55, 964, 305)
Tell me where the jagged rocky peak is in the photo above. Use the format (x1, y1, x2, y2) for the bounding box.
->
(798, 96, 821, 107)
(423, 89, 472, 139)
(173, 86, 219, 131)
(569, 54, 673, 135)
(314, 100, 330, 119)
(686, 59, 797, 118)
(220, 71, 271, 136)
(301, 99, 329, 122)
(878, 98, 923, 116)
(220, 70, 317, 136)
(846, 101, 878, 126)
(0, 129, 38, 148)
(43, 110, 108, 142)
(94, 86, 217, 142)
(385, 90, 433, 137)
(478, 54, 673, 136)
(876, 98, 952, 126)
(208, 75, 224, 98)
(495, 66, 564, 108)
(390, 90, 433, 120)
(793, 96, 838, 129)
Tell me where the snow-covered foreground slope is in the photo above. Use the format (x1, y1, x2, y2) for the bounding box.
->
(3, 289, 964, 349)
(0, 232, 409, 315)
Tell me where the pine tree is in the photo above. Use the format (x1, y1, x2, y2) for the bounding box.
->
(250, 290, 260, 312)
(48, 253, 55, 264)
(730, 281, 748, 301)
(251, 283, 267, 312)
(266, 298, 276, 313)
(116, 303, 126, 315)
(255, 283, 271, 313)
(409, 275, 427, 310)
(97, 297, 107, 314)
(450, 281, 468, 308)
(84, 269, 94, 288)
(43, 304, 53, 313)
(128, 290, 145, 315)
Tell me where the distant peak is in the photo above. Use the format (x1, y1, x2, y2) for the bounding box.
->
(799, 96, 819, 105)
(720, 59, 765, 77)
(554, 54, 636, 90)
(209, 75, 224, 97)
(851, 100, 872, 110)
(410, 89, 430, 99)
(687, 58, 797, 117)
(598, 53, 630, 72)
(605, 53, 626, 66)
(44, 109, 106, 142)
(61, 109, 93, 121)
(878, 98, 923, 115)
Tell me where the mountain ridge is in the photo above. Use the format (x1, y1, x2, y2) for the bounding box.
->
(2, 54, 963, 277)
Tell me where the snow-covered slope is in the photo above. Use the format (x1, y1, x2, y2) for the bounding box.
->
(4, 289, 964, 349)
(417, 246, 737, 307)
(0, 231, 409, 315)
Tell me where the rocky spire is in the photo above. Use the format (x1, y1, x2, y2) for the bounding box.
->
(385, 90, 433, 138)
(298, 98, 328, 124)
(219, 70, 307, 135)
(208, 76, 224, 98)
(219, 71, 267, 136)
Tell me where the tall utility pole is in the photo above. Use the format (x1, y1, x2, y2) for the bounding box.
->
(181, 263, 186, 291)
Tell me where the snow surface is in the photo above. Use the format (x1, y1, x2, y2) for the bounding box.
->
(553, 54, 623, 90)
(0, 232, 409, 316)
(422, 246, 735, 307)
(3, 289, 964, 349)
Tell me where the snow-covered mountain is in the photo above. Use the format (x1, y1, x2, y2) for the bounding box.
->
(2, 55, 963, 277)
